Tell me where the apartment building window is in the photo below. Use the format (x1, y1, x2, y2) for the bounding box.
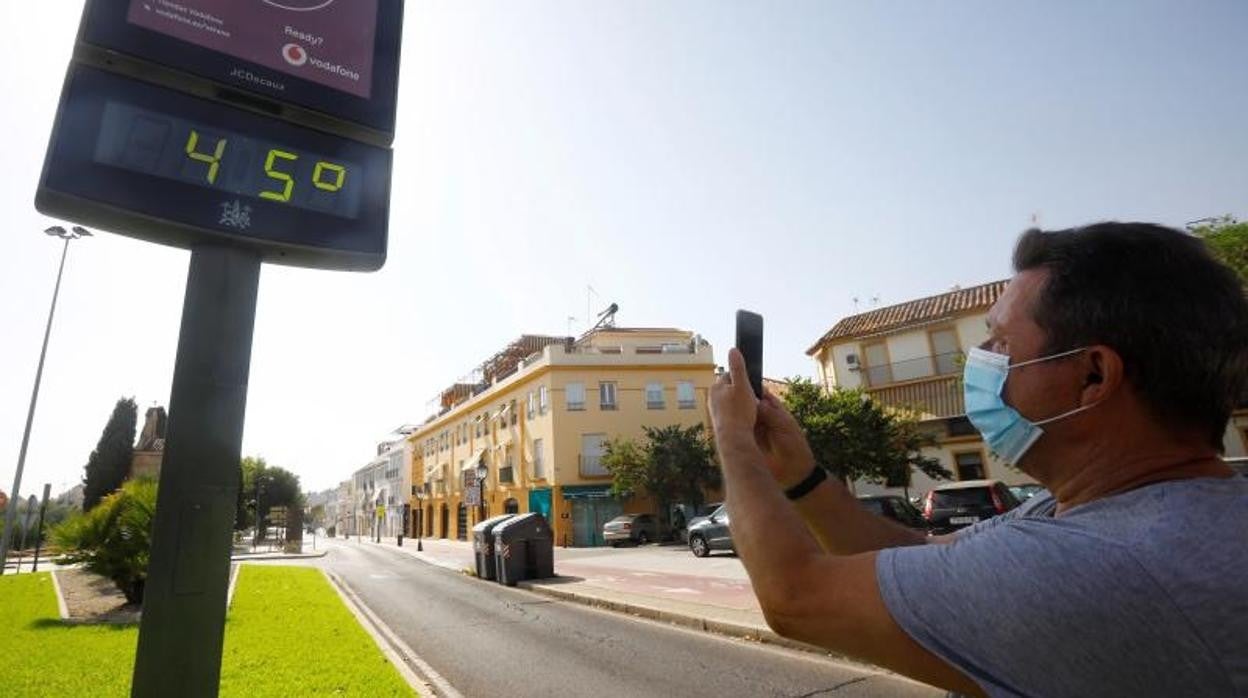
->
(539, 385, 549, 414)
(599, 382, 617, 410)
(677, 381, 696, 409)
(566, 382, 586, 411)
(929, 328, 961, 376)
(509, 399, 518, 426)
(646, 382, 665, 410)
(499, 448, 515, 484)
(581, 433, 609, 476)
(527, 392, 535, 419)
(955, 451, 986, 481)
(533, 439, 545, 479)
(863, 342, 892, 387)
(498, 404, 507, 429)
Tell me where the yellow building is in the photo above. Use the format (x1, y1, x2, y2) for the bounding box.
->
(807, 281, 1039, 495)
(409, 328, 716, 547)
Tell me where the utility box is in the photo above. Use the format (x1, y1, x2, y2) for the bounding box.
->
(493, 513, 554, 587)
(471, 514, 515, 581)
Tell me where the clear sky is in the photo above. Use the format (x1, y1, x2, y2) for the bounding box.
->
(2, 0, 1245, 496)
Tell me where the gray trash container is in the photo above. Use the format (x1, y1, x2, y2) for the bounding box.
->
(471, 514, 515, 581)
(493, 512, 555, 586)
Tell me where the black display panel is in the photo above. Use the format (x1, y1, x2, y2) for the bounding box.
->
(79, 0, 403, 145)
(38, 64, 391, 271)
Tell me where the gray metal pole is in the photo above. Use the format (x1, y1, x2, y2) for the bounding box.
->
(131, 245, 260, 698)
(1, 237, 70, 575)
(31, 484, 51, 573)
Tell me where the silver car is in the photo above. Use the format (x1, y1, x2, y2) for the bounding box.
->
(603, 513, 659, 546)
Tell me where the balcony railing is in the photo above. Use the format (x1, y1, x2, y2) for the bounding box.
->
(867, 374, 964, 420)
(861, 351, 962, 388)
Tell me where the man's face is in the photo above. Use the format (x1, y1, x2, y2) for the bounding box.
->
(983, 269, 1092, 472)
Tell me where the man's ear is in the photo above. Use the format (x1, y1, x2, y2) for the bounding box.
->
(1081, 345, 1122, 405)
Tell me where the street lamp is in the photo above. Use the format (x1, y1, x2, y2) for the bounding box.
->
(476, 463, 488, 524)
(1, 225, 91, 575)
(414, 488, 424, 552)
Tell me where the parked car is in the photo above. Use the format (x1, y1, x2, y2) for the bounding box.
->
(603, 513, 659, 546)
(676, 501, 722, 543)
(687, 504, 733, 557)
(920, 479, 1022, 534)
(857, 495, 929, 531)
(1009, 484, 1048, 502)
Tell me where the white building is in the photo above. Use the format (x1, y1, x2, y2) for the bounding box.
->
(351, 438, 412, 540)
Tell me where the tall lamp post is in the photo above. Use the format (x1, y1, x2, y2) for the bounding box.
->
(1, 225, 91, 575)
(414, 489, 424, 552)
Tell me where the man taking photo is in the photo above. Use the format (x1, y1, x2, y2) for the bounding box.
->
(710, 222, 1247, 697)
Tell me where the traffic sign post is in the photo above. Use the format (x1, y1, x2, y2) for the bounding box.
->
(34, 2, 403, 695)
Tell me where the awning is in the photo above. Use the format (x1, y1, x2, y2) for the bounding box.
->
(461, 448, 487, 471)
(560, 484, 614, 500)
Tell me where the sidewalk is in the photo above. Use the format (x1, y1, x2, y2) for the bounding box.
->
(349, 535, 829, 655)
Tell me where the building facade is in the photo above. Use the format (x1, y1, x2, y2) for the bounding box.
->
(409, 328, 716, 547)
(808, 281, 1038, 496)
(351, 439, 412, 540)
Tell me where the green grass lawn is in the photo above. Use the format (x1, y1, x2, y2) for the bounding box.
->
(0, 566, 415, 696)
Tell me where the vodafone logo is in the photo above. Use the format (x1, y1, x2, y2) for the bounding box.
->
(281, 43, 308, 67)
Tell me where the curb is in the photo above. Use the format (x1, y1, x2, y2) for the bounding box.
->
(230, 550, 328, 561)
(49, 569, 70, 620)
(322, 568, 463, 698)
(515, 580, 835, 657)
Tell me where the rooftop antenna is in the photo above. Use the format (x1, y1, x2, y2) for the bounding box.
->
(852, 296, 860, 312)
(870, 295, 880, 307)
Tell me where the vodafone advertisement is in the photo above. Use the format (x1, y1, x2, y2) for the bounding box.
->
(127, 0, 379, 98)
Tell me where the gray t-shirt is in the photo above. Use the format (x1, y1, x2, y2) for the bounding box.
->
(877, 476, 1248, 697)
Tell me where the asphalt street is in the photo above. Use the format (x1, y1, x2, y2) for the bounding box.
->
(310, 538, 942, 698)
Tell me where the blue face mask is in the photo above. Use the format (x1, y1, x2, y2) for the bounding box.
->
(963, 346, 1096, 466)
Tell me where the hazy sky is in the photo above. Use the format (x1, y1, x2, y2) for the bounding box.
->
(2, 1, 1245, 496)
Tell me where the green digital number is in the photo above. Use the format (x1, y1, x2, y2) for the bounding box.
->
(313, 161, 347, 192)
(260, 149, 298, 203)
(185, 130, 227, 184)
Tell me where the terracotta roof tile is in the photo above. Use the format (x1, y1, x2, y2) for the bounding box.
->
(806, 280, 1009, 355)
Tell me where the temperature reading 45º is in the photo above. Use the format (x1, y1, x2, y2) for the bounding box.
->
(180, 130, 350, 206)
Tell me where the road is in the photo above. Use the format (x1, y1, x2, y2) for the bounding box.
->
(310, 538, 942, 698)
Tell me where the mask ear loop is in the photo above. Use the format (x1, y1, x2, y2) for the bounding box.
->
(1007, 346, 1088, 369)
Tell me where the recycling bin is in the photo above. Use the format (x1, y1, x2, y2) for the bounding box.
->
(493, 512, 555, 586)
(471, 514, 515, 581)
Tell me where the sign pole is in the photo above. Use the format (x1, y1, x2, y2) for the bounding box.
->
(31, 484, 51, 573)
(131, 244, 260, 698)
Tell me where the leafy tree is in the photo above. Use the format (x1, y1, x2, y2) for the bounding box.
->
(1190, 215, 1248, 284)
(238, 456, 304, 541)
(782, 378, 951, 495)
(53, 478, 157, 604)
(82, 397, 138, 511)
(604, 424, 721, 533)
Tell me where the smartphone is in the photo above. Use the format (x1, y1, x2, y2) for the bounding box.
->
(735, 310, 764, 399)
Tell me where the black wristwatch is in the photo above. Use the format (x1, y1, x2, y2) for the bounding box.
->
(785, 464, 828, 501)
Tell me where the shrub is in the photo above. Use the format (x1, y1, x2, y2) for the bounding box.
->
(53, 478, 157, 604)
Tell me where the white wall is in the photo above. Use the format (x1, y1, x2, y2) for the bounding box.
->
(1224, 415, 1248, 457)
(829, 342, 863, 389)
